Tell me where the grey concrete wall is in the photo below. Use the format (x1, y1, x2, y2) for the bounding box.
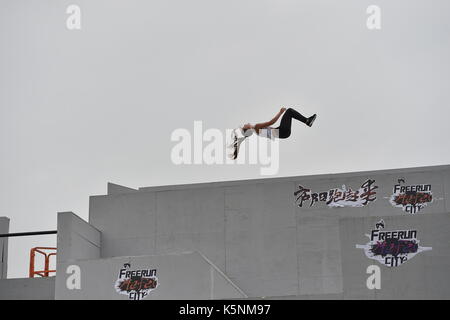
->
(0, 217, 9, 279)
(89, 192, 157, 258)
(0, 277, 55, 300)
(55, 251, 247, 300)
(340, 213, 449, 299)
(88, 165, 450, 299)
(56, 212, 101, 264)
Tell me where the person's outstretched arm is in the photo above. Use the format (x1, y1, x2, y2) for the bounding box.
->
(254, 108, 286, 131)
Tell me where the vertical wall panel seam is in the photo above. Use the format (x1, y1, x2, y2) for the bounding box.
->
(223, 187, 227, 275)
(336, 217, 344, 295)
(294, 181, 301, 295)
(443, 170, 448, 214)
(0, 240, 4, 278)
(210, 266, 214, 299)
(154, 192, 158, 253)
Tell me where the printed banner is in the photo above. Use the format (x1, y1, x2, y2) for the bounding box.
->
(115, 263, 159, 300)
(294, 179, 378, 208)
(389, 181, 433, 214)
(356, 220, 432, 267)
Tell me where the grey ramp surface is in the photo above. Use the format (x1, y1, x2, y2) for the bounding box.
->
(55, 251, 247, 300)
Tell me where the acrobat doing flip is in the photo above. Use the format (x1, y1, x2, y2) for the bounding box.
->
(228, 107, 317, 160)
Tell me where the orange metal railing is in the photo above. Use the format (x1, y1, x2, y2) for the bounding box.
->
(29, 247, 57, 278)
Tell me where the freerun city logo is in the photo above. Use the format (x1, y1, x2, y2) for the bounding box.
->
(389, 180, 433, 214)
(356, 220, 432, 267)
(115, 263, 158, 300)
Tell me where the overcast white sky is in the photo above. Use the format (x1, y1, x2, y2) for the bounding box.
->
(1, 0, 450, 278)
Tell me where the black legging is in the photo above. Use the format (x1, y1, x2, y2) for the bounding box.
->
(276, 108, 309, 139)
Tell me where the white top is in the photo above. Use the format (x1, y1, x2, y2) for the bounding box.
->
(257, 127, 279, 140)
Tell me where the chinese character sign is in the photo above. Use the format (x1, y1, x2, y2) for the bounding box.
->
(294, 179, 378, 208)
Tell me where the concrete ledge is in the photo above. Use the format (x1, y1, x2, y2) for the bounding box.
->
(107, 183, 138, 195)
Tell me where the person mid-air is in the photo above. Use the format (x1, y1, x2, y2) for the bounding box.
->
(228, 107, 317, 160)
